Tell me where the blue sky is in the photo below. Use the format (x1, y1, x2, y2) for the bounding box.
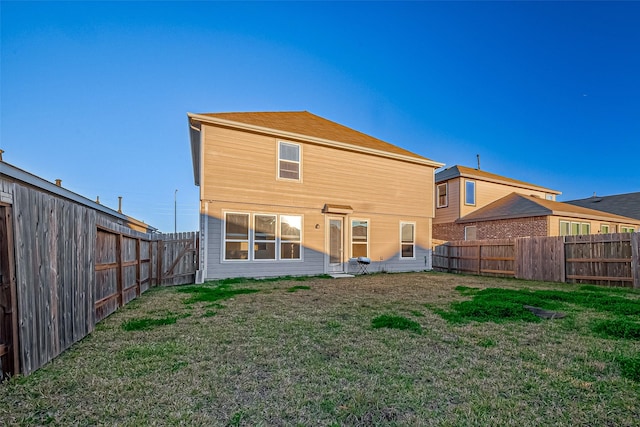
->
(2, 1, 639, 232)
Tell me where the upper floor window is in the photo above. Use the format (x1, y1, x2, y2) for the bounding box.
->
(278, 141, 301, 181)
(400, 222, 415, 259)
(465, 180, 476, 206)
(545, 194, 555, 201)
(600, 224, 610, 234)
(437, 183, 448, 208)
(621, 226, 636, 233)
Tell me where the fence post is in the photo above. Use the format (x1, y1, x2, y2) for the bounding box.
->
(447, 243, 451, 273)
(116, 233, 123, 308)
(135, 238, 141, 297)
(476, 243, 481, 275)
(632, 233, 639, 289)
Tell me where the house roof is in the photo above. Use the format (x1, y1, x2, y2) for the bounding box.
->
(187, 111, 443, 185)
(436, 165, 561, 195)
(564, 192, 640, 221)
(456, 192, 640, 225)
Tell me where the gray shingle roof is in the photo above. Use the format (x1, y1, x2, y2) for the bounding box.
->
(564, 192, 640, 220)
(456, 193, 640, 224)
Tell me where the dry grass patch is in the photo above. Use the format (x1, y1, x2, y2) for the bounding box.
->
(1, 272, 640, 426)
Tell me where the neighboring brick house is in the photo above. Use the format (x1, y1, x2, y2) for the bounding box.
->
(449, 193, 640, 240)
(433, 166, 640, 241)
(433, 166, 560, 241)
(565, 192, 640, 221)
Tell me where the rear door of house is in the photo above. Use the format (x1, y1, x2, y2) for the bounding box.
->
(326, 217, 345, 274)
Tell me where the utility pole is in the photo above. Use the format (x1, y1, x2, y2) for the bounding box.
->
(174, 189, 178, 234)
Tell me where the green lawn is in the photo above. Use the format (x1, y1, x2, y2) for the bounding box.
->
(1, 272, 639, 426)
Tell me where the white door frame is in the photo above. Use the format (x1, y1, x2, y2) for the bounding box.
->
(325, 215, 346, 274)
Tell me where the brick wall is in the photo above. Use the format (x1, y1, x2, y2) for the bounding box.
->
(433, 217, 548, 241)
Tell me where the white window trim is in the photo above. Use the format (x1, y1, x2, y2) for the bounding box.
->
(253, 213, 277, 262)
(221, 211, 304, 263)
(400, 221, 416, 260)
(621, 226, 636, 233)
(280, 214, 303, 261)
(350, 218, 370, 258)
(436, 183, 448, 208)
(464, 179, 476, 206)
(559, 220, 591, 236)
(222, 212, 250, 262)
(464, 225, 477, 241)
(600, 224, 610, 234)
(277, 141, 302, 182)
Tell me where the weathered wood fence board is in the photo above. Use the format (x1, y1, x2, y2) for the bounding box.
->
(158, 232, 198, 286)
(434, 233, 639, 288)
(12, 185, 96, 375)
(516, 236, 564, 282)
(0, 178, 199, 376)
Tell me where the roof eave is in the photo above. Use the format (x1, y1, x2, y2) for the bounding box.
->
(187, 112, 444, 168)
(435, 167, 561, 195)
(188, 117, 201, 186)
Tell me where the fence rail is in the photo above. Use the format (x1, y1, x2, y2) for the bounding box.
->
(433, 233, 640, 288)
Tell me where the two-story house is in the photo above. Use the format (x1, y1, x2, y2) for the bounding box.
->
(188, 111, 443, 280)
(434, 165, 639, 241)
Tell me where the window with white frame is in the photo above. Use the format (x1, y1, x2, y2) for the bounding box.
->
(280, 215, 302, 259)
(465, 180, 476, 206)
(254, 214, 276, 260)
(351, 220, 368, 258)
(465, 226, 477, 241)
(437, 183, 448, 208)
(278, 141, 301, 180)
(400, 222, 415, 259)
(600, 224, 610, 234)
(224, 212, 302, 261)
(224, 213, 250, 260)
(621, 226, 636, 233)
(559, 220, 591, 236)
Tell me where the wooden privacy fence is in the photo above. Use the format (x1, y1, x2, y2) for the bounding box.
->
(1, 180, 200, 376)
(95, 218, 198, 323)
(433, 233, 640, 288)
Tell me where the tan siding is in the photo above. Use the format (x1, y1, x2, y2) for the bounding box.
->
(201, 125, 435, 219)
(550, 216, 638, 236)
(434, 178, 460, 224)
(459, 179, 550, 218)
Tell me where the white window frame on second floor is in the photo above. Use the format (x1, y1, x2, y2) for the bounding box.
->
(600, 224, 610, 234)
(621, 226, 636, 233)
(400, 221, 416, 260)
(277, 141, 301, 181)
(464, 179, 476, 206)
(436, 183, 448, 208)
